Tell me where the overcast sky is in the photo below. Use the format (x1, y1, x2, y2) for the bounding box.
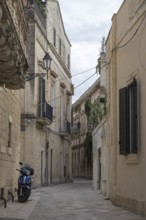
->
(58, 0, 124, 102)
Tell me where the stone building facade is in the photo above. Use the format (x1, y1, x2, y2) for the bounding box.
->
(0, 0, 28, 202)
(71, 79, 100, 179)
(107, 0, 146, 216)
(92, 0, 146, 217)
(21, 0, 73, 186)
(92, 51, 109, 197)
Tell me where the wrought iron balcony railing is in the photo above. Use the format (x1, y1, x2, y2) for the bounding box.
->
(37, 102, 53, 125)
(59, 120, 71, 137)
(71, 122, 93, 138)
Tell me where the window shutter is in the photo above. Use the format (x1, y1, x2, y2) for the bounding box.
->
(119, 87, 128, 155)
(39, 78, 45, 103)
(132, 78, 138, 153)
(41, 78, 45, 103)
(59, 38, 61, 55)
(53, 28, 56, 47)
(39, 78, 46, 117)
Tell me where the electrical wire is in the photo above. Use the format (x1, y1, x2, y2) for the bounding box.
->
(117, 12, 146, 49)
(55, 66, 97, 82)
(74, 72, 97, 89)
(24, 65, 97, 89)
(72, 66, 96, 77)
(61, 66, 96, 79)
(24, 3, 146, 107)
(138, 16, 146, 70)
(48, 71, 97, 102)
(99, 12, 146, 72)
(25, 5, 146, 105)
(32, 69, 98, 109)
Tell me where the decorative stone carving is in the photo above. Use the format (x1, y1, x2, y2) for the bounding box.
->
(0, 1, 28, 89)
(5, 0, 27, 52)
(0, 5, 2, 21)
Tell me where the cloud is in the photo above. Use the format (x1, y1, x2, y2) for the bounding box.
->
(69, 21, 110, 43)
(71, 42, 99, 102)
(58, 0, 124, 102)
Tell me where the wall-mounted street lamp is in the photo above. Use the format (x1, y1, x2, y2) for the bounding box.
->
(26, 52, 52, 81)
(43, 52, 52, 73)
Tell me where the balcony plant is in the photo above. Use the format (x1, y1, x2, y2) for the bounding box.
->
(84, 131, 92, 169)
(85, 98, 106, 128)
(84, 98, 106, 170)
(36, 0, 46, 18)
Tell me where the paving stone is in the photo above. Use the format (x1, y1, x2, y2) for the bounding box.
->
(0, 219, 24, 220)
(0, 180, 145, 220)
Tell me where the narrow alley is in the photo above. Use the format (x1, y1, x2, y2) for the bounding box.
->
(0, 180, 145, 220)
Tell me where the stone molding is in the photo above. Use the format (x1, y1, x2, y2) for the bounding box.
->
(3, 0, 27, 52)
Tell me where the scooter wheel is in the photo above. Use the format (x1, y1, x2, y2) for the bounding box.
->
(18, 188, 30, 203)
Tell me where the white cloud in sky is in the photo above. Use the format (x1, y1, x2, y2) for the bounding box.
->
(58, 0, 124, 102)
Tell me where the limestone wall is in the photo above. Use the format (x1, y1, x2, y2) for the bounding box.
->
(0, 88, 21, 199)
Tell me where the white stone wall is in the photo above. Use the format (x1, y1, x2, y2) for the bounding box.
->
(21, 0, 72, 187)
(72, 79, 100, 178)
(46, 0, 71, 70)
(0, 88, 21, 198)
(106, 0, 146, 215)
(92, 118, 109, 197)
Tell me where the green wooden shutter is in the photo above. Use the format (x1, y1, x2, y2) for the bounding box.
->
(119, 87, 128, 155)
(39, 78, 42, 116)
(41, 78, 45, 103)
(132, 78, 138, 153)
(39, 78, 45, 102)
(39, 77, 41, 103)
(39, 78, 46, 117)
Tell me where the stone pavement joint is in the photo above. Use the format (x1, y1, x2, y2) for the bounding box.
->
(0, 180, 145, 220)
(0, 219, 24, 220)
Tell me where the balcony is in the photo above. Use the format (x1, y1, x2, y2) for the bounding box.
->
(71, 122, 89, 138)
(37, 102, 53, 126)
(71, 121, 81, 138)
(60, 120, 71, 137)
(80, 123, 88, 135)
(33, 0, 46, 28)
(71, 125, 79, 138)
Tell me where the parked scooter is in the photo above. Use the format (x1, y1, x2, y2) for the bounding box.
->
(16, 162, 34, 203)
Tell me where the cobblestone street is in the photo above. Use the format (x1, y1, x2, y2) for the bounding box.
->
(0, 180, 145, 220)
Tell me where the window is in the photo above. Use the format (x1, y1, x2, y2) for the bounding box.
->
(8, 122, 12, 148)
(53, 28, 56, 47)
(50, 81, 56, 110)
(67, 54, 70, 70)
(39, 77, 45, 117)
(119, 78, 138, 155)
(66, 98, 70, 121)
(60, 88, 64, 130)
(59, 38, 61, 56)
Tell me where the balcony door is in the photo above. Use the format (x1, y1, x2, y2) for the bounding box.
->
(39, 77, 45, 117)
(46, 142, 49, 185)
(60, 88, 64, 131)
(41, 150, 44, 185)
